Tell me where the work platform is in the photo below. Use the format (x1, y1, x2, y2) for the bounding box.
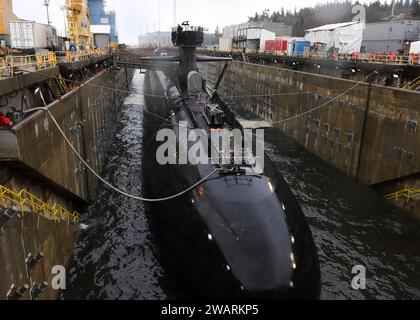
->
(0, 67, 60, 97)
(198, 49, 420, 89)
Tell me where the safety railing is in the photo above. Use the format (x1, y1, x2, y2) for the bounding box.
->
(0, 184, 80, 223)
(64, 48, 110, 63)
(404, 75, 420, 90)
(0, 52, 57, 79)
(303, 51, 420, 66)
(385, 188, 420, 203)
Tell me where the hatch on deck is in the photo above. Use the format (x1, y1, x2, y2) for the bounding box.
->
(204, 104, 226, 128)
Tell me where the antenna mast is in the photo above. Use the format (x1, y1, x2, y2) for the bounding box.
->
(174, 0, 177, 26)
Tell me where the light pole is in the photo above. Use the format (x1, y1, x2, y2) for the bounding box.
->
(158, 0, 161, 48)
(60, 3, 68, 37)
(44, 0, 51, 26)
(174, 0, 177, 27)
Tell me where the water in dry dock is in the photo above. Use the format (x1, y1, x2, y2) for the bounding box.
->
(62, 71, 420, 300)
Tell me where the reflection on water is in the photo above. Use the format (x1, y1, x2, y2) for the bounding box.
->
(63, 71, 167, 300)
(64, 71, 420, 300)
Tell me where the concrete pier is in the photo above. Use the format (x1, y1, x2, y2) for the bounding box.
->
(0, 63, 134, 299)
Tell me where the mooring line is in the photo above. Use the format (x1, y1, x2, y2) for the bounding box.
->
(271, 71, 378, 125)
(25, 107, 218, 203)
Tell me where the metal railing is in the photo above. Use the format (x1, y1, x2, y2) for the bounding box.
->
(0, 184, 80, 223)
(63, 48, 110, 63)
(215, 48, 420, 66)
(303, 51, 420, 66)
(385, 188, 420, 202)
(404, 75, 420, 90)
(0, 52, 57, 79)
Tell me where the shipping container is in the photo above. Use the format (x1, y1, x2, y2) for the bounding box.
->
(9, 20, 57, 50)
(265, 40, 274, 51)
(281, 39, 288, 51)
(293, 40, 311, 56)
(265, 39, 285, 52)
(259, 29, 276, 52)
(274, 40, 280, 51)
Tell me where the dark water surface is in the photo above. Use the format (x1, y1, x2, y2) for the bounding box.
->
(63, 71, 420, 300)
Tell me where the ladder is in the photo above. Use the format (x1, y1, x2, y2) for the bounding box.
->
(46, 75, 68, 100)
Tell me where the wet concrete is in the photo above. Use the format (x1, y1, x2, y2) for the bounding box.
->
(63, 71, 420, 300)
(0, 208, 76, 300)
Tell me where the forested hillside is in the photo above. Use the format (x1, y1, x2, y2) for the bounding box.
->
(249, 0, 420, 36)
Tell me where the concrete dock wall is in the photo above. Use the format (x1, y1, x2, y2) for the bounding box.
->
(0, 67, 133, 299)
(0, 207, 76, 300)
(198, 61, 420, 187)
(4, 68, 133, 201)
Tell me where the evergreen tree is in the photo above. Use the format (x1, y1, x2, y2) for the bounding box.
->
(247, 0, 420, 36)
(412, 0, 420, 16)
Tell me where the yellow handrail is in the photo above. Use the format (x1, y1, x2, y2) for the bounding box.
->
(65, 48, 110, 63)
(405, 75, 420, 90)
(0, 52, 58, 79)
(0, 184, 79, 223)
(385, 188, 420, 202)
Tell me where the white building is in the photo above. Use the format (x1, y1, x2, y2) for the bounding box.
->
(223, 21, 292, 38)
(362, 20, 420, 53)
(232, 28, 275, 53)
(305, 21, 364, 54)
(138, 31, 173, 48)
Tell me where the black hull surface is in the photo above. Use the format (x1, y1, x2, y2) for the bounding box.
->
(142, 70, 321, 300)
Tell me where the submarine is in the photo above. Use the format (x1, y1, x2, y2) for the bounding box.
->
(131, 22, 321, 299)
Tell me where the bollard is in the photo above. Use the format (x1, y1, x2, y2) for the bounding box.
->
(25, 251, 44, 278)
(7, 284, 30, 300)
(30, 281, 49, 300)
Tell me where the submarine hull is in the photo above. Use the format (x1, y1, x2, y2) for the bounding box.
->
(142, 69, 321, 300)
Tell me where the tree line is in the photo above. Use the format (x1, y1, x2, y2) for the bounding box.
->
(248, 0, 420, 36)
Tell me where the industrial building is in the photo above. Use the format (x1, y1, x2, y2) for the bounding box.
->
(232, 28, 275, 53)
(88, 0, 118, 44)
(220, 21, 292, 53)
(361, 20, 420, 53)
(138, 31, 173, 48)
(223, 21, 292, 38)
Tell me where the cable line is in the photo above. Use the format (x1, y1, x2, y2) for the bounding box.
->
(25, 107, 219, 203)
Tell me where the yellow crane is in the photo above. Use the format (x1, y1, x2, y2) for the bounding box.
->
(65, 0, 91, 49)
(0, 0, 19, 56)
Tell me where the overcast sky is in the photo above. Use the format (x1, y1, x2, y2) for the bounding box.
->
(13, 0, 376, 44)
